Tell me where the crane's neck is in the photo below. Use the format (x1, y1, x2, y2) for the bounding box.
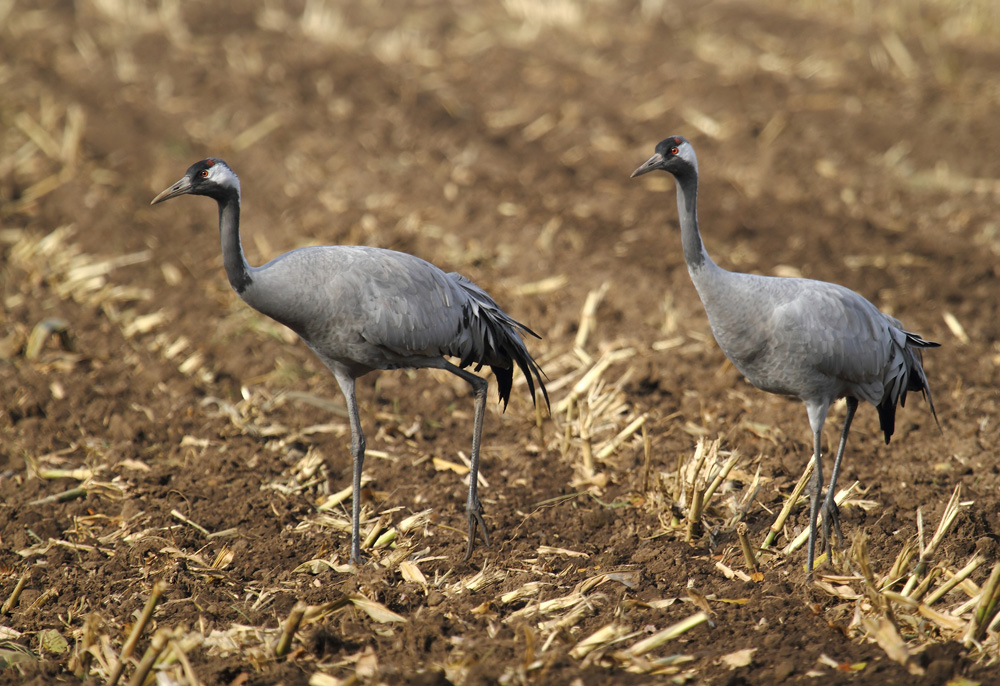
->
(672, 165, 769, 373)
(673, 168, 715, 274)
(217, 190, 254, 295)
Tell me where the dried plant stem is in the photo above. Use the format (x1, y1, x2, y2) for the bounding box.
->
(574, 282, 609, 349)
(762, 460, 814, 549)
(671, 446, 685, 502)
(1, 570, 30, 614)
(701, 448, 740, 504)
(553, 347, 634, 414)
(126, 628, 171, 686)
(686, 441, 739, 542)
(25, 317, 70, 359)
(275, 602, 307, 658)
(689, 438, 710, 487)
(167, 637, 200, 686)
(569, 623, 631, 660)
(686, 489, 704, 543)
(36, 468, 92, 480)
(737, 523, 759, 574)
(624, 611, 710, 656)
(907, 566, 941, 603)
(596, 414, 648, 461)
(28, 487, 88, 506)
(362, 514, 391, 552)
(170, 509, 210, 537)
(578, 398, 594, 474)
(683, 439, 711, 541)
(903, 485, 963, 597)
(561, 402, 574, 458)
(107, 580, 167, 686)
(535, 388, 546, 450)
(318, 475, 372, 511)
(966, 561, 1000, 645)
(640, 423, 652, 492)
(72, 612, 101, 678)
(925, 555, 984, 607)
(27, 588, 57, 611)
(886, 541, 918, 587)
(738, 465, 763, 517)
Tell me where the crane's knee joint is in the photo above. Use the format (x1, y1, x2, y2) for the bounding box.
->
(473, 378, 488, 398)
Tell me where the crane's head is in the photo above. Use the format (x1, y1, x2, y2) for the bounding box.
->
(151, 158, 240, 205)
(631, 136, 697, 179)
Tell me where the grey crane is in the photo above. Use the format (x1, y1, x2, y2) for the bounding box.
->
(151, 158, 548, 564)
(632, 136, 939, 572)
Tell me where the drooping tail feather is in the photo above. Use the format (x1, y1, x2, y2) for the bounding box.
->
(876, 331, 940, 444)
(450, 273, 550, 411)
(491, 328, 550, 411)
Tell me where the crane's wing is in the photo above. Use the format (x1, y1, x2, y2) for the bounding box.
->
(350, 248, 475, 357)
(352, 249, 548, 407)
(769, 281, 896, 401)
(770, 279, 938, 441)
(445, 272, 548, 408)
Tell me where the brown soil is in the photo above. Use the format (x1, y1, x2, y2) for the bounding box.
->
(2, 1, 999, 684)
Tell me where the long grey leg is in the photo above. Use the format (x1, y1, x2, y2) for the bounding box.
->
(441, 361, 491, 560)
(333, 369, 366, 564)
(805, 402, 829, 574)
(822, 397, 857, 556)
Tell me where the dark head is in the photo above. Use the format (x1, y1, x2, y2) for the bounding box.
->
(631, 136, 698, 179)
(150, 158, 240, 205)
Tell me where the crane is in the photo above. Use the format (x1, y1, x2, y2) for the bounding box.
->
(151, 158, 548, 564)
(632, 136, 939, 572)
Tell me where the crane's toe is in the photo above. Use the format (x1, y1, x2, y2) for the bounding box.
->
(463, 499, 492, 561)
(349, 542, 370, 566)
(821, 498, 844, 558)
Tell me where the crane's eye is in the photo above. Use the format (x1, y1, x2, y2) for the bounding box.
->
(200, 169, 210, 178)
(670, 147, 679, 155)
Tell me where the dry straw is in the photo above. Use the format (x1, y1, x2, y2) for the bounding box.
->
(106, 580, 167, 686)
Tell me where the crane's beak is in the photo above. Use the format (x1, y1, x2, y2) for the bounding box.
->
(630, 153, 664, 178)
(150, 176, 193, 205)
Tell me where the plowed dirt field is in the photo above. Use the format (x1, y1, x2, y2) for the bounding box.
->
(2, 1, 999, 684)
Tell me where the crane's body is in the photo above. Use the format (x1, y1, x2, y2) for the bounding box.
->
(152, 158, 548, 563)
(695, 268, 926, 421)
(633, 137, 938, 572)
(245, 245, 527, 378)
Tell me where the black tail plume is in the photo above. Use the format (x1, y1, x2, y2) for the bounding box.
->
(877, 331, 940, 444)
(451, 274, 550, 411)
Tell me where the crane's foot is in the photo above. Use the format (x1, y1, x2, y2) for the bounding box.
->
(464, 499, 492, 562)
(820, 498, 844, 559)
(806, 518, 818, 576)
(348, 540, 369, 566)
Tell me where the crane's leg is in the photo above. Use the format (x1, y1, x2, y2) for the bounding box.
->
(805, 402, 830, 574)
(822, 397, 858, 557)
(441, 362, 491, 561)
(333, 370, 366, 565)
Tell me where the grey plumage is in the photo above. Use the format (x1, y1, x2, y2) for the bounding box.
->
(632, 136, 938, 572)
(152, 158, 548, 563)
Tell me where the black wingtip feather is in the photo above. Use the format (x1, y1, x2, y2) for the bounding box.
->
(878, 335, 939, 444)
(489, 334, 550, 412)
(492, 364, 514, 408)
(876, 398, 897, 445)
(451, 273, 549, 412)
